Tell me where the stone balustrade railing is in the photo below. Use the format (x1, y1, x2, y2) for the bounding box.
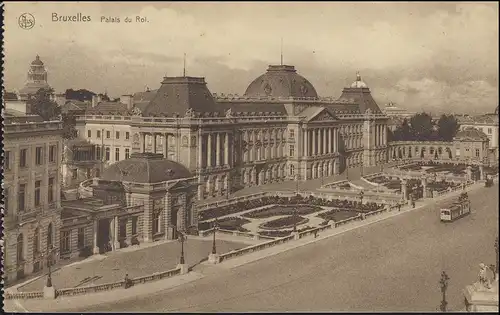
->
(197, 228, 275, 240)
(5, 266, 182, 300)
(218, 234, 296, 263)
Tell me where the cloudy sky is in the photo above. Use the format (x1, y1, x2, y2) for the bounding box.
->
(4, 2, 499, 114)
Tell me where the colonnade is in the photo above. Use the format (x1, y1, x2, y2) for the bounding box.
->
(375, 124, 387, 147)
(199, 132, 230, 169)
(303, 127, 339, 157)
(241, 129, 286, 162)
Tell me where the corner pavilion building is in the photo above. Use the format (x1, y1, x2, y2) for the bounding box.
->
(76, 65, 390, 201)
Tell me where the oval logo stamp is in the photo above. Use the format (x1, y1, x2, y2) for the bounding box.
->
(18, 13, 35, 30)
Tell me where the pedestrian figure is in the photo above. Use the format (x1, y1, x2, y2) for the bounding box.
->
(412, 200, 415, 208)
(314, 230, 318, 238)
(398, 204, 401, 212)
(124, 273, 132, 289)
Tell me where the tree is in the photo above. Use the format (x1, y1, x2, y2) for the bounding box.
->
(410, 113, 434, 141)
(393, 118, 411, 141)
(65, 89, 110, 102)
(28, 88, 77, 140)
(437, 114, 460, 141)
(28, 88, 61, 120)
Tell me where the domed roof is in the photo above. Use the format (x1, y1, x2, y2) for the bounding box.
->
(244, 65, 318, 99)
(350, 72, 368, 88)
(454, 127, 489, 141)
(101, 153, 192, 183)
(31, 55, 44, 66)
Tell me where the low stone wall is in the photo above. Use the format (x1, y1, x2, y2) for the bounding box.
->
(5, 266, 182, 300)
(217, 234, 296, 263)
(198, 228, 275, 240)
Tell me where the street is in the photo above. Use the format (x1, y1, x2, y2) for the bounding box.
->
(62, 186, 498, 312)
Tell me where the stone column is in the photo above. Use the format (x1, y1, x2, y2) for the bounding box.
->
(216, 133, 221, 166)
(312, 129, 317, 155)
(93, 219, 99, 254)
(198, 132, 203, 169)
(163, 134, 168, 159)
(207, 133, 212, 168)
(304, 130, 309, 157)
(329, 128, 333, 153)
(334, 128, 337, 152)
(113, 216, 120, 250)
(479, 165, 485, 180)
(224, 133, 229, 166)
(323, 128, 327, 155)
(421, 177, 427, 198)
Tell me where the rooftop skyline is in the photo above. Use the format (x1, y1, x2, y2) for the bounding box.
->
(4, 2, 499, 114)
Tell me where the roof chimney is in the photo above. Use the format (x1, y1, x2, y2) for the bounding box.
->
(91, 95, 99, 108)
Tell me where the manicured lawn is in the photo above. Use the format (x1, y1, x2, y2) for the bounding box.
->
(259, 215, 309, 230)
(317, 210, 359, 222)
(242, 205, 321, 219)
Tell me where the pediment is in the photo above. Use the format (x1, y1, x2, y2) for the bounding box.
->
(308, 108, 338, 122)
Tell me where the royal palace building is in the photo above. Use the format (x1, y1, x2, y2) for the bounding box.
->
(76, 65, 390, 201)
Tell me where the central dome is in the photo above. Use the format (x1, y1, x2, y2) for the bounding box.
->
(244, 65, 318, 99)
(101, 153, 192, 183)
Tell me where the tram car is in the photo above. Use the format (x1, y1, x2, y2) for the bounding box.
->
(440, 192, 471, 222)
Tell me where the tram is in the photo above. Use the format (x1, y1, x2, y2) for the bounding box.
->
(440, 192, 471, 222)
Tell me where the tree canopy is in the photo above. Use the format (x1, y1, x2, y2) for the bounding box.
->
(28, 88, 77, 140)
(391, 112, 460, 142)
(65, 89, 110, 102)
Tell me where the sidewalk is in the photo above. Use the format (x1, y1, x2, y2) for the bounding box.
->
(4, 271, 206, 313)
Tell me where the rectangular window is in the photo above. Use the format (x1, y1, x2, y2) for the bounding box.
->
(476, 149, 480, 157)
(4, 150, 10, 170)
(132, 217, 138, 235)
(96, 130, 101, 138)
(35, 147, 43, 165)
(115, 131, 120, 139)
(289, 129, 295, 139)
(34, 180, 41, 207)
(115, 148, 120, 161)
(49, 145, 56, 163)
(87, 130, 91, 138)
(48, 177, 54, 203)
(289, 145, 295, 157)
(105, 147, 110, 161)
(106, 131, 111, 139)
(20, 148, 28, 168)
(72, 169, 78, 179)
(96, 146, 101, 160)
(488, 128, 492, 134)
(60, 231, 71, 253)
(125, 132, 130, 140)
(18, 184, 26, 211)
(77, 227, 85, 249)
(125, 148, 130, 159)
(153, 211, 160, 234)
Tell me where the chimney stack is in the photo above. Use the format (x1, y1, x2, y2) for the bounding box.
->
(91, 95, 99, 108)
(120, 95, 133, 110)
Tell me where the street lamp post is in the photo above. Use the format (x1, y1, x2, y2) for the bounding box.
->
(439, 271, 450, 312)
(211, 217, 219, 255)
(360, 161, 364, 177)
(43, 245, 58, 287)
(359, 190, 364, 204)
(178, 232, 186, 265)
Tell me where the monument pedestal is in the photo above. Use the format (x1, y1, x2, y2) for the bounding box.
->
(93, 246, 100, 255)
(208, 253, 220, 264)
(177, 263, 189, 274)
(463, 279, 499, 312)
(293, 232, 300, 240)
(43, 286, 56, 299)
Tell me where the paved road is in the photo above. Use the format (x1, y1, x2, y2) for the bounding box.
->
(62, 186, 499, 312)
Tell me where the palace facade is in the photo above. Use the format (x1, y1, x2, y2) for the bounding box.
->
(76, 65, 390, 201)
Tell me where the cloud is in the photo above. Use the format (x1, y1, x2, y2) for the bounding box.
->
(3, 2, 498, 113)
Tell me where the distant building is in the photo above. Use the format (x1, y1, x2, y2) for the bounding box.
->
(457, 108, 498, 158)
(382, 102, 415, 118)
(18, 55, 52, 100)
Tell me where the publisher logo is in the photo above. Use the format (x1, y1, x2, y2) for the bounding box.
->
(19, 13, 35, 30)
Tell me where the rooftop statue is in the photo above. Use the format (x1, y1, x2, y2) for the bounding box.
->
(476, 263, 495, 291)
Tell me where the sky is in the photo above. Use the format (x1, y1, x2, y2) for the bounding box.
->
(4, 2, 499, 114)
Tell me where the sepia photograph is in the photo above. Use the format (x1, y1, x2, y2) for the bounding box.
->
(2, 1, 499, 312)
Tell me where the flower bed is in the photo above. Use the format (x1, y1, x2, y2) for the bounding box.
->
(242, 205, 322, 219)
(259, 215, 309, 230)
(198, 216, 251, 232)
(317, 210, 359, 222)
(426, 180, 460, 192)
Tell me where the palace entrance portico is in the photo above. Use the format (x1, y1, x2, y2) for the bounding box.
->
(90, 205, 143, 255)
